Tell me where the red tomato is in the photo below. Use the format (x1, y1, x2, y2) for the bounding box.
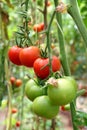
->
(12, 108, 18, 114)
(15, 79, 22, 87)
(33, 56, 61, 79)
(10, 76, 16, 85)
(16, 121, 21, 127)
(39, 23, 44, 30)
(8, 46, 22, 65)
(46, 1, 51, 6)
(19, 46, 41, 67)
(33, 24, 42, 32)
(60, 106, 65, 111)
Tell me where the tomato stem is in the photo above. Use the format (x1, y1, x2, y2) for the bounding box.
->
(54, 0, 77, 130)
(76, 89, 86, 97)
(5, 59, 12, 130)
(46, 10, 56, 75)
(20, 80, 26, 130)
(67, 0, 87, 50)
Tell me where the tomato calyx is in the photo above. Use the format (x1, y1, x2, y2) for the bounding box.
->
(47, 77, 58, 88)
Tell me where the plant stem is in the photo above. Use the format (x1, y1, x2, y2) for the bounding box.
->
(25, 0, 29, 32)
(20, 82, 25, 130)
(5, 58, 12, 130)
(54, 0, 78, 130)
(54, 1, 71, 76)
(44, 0, 48, 29)
(67, 0, 87, 49)
(46, 10, 56, 74)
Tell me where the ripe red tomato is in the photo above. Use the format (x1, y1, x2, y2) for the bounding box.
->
(10, 76, 16, 85)
(33, 24, 42, 32)
(8, 46, 22, 65)
(16, 121, 21, 127)
(33, 56, 61, 79)
(39, 23, 44, 30)
(15, 79, 22, 87)
(19, 46, 41, 67)
(46, 1, 51, 6)
(12, 108, 18, 114)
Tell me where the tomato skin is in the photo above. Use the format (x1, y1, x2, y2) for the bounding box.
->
(10, 77, 16, 85)
(16, 121, 21, 127)
(63, 76, 78, 91)
(32, 96, 59, 119)
(19, 46, 41, 67)
(8, 46, 22, 65)
(12, 108, 18, 114)
(25, 79, 44, 101)
(15, 79, 22, 87)
(47, 77, 77, 106)
(33, 56, 61, 79)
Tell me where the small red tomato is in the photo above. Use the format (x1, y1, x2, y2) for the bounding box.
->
(33, 56, 61, 79)
(12, 108, 18, 114)
(10, 77, 16, 85)
(46, 1, 51, 6)
(19, 46, 41, 67)
(60, 104, 70, 111)
(16, 121, 21, 127)
(8, 46, 22, 65)
(15, 79, 22, 87)
(60, 106, 65, 111)
(33, 24, 42, 32)
(39, 23, 44, 30)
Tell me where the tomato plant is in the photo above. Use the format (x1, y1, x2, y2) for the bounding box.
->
(8, 46, 22, 65)
(47, 77, 77, 105)
(32, 96, 59, 119)
(25, 79, 44, 101)
(33, 56, 61, 79)
(19, 46, 41, 67)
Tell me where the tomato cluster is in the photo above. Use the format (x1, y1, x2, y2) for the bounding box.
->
(8, 45, 77, 119)
(10, 76, 22, 93)
(25, 76, 77, 119)
(8, 46, 41, 68)
(8, 45, 61, 79)
(10, 76, 22, 87)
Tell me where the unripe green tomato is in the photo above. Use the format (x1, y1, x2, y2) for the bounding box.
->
(47, 77, 77, 106)
(32, 96, 59, 119)
(63, 76, 78, 91)
(25, 79, 44, 101)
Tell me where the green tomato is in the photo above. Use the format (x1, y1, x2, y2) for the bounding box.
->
(47, 77, 77, 106)
(32, 96, 59, 119)
(63, 76, 78, 91)
(25, 79, 44, 101)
